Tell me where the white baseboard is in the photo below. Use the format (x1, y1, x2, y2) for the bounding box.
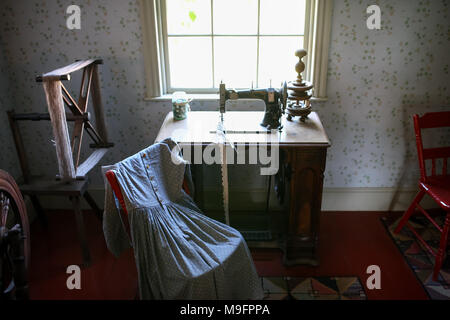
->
(32, 186, 438, 213)
(321, 187, 437, 212)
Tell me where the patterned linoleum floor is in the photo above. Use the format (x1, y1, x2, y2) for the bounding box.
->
(261, 276, 366, 300)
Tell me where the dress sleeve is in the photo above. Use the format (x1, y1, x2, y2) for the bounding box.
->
(101, 164, 132, 257)
(159, 138, 191, 199)
(162, 138, 196, 197)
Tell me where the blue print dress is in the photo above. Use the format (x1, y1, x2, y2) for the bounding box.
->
(101, 139, 264, 300)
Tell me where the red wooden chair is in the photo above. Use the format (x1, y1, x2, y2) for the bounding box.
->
(394, 111, 450, 281)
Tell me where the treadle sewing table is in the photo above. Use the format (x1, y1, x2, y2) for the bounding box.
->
(155, 111, 331, 266)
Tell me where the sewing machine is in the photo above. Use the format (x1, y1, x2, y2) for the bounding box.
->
(219, 82, 288, 131)
(156, 49, 326, 266)
(155, 110, 331, 266)
(218, 49, 314, 131)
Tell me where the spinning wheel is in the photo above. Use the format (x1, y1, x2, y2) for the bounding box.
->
(0, 170, 30, 300)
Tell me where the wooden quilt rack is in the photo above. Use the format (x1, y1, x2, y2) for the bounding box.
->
(7, 59, 114, 266)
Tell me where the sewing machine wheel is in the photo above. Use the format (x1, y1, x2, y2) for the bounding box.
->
(0, 170, 30, 300)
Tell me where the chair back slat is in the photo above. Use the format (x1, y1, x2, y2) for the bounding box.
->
(414, 112, 450, 181)
(417, 112, 450, 129)
(422, 147, 450, 160)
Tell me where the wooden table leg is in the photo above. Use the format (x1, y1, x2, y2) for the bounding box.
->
(83, 191, 102, 221)
(71, 196, 91, 267)
(282, 147, 327, 267)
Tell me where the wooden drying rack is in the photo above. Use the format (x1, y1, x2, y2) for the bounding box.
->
(7, 59, 114, 266)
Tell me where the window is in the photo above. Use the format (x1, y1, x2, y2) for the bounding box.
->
(140, 0, 333, 99)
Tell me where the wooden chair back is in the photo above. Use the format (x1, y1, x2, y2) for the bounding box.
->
(413, 111, 450, 182)
(105, 170, 131, 238)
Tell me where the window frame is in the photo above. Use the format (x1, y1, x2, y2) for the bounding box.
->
(140, 0, 333, 100)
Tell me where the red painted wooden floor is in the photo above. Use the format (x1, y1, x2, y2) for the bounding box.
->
(28, 210, 428, 300)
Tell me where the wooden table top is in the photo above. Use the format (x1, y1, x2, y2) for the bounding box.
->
(155, 111, 331, 147)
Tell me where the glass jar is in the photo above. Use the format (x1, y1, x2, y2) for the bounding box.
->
(172, 91, 191, 121)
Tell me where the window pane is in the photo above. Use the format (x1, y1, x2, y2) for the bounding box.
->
(168, 37, 213, 88)
(166, 0, 211, 35)
(214, 37, 257, 88)
(260, 0, 306, 35)
(258, 36, 304, 88)
(213, 0, 258, 35)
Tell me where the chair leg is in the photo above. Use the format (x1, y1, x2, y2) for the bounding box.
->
(29, 195, 48, 228)
(83, 191, 103, 221)
(394, 190, 425, 234)
(71, 196, 92, 267)
(433, 212, 450, 281)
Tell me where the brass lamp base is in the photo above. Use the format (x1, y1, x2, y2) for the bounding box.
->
(286, 104, 312, 123)
(285, 49, 314, 124)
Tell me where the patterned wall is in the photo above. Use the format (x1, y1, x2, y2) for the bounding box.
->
(0, 0, 448, 189)
(324, 0, 450, 188)
(0, 46, 20, 178)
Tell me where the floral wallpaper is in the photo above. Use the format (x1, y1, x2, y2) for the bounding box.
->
(324, 0, 450, 188)
(0, 0, 449, 190)
(0, 47, 20, 178)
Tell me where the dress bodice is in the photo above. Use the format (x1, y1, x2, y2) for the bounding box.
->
(113, 141, 186, 211)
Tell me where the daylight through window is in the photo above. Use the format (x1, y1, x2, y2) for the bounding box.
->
(160, 0, 307, 92)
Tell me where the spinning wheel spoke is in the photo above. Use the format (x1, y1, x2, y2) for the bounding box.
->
(1, 192, 14, 297)
(0, 170, 30, 300)
(1, 192, 11, 229)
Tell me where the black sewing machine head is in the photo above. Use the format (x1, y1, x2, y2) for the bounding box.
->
(219, 82, 288, 131)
